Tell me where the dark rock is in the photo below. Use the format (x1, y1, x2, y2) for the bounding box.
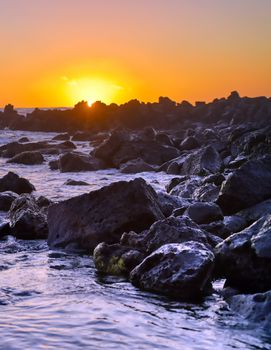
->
(217, 156, 271, 214)
(179, 136, 199, 151)
(0, 172, 35, 194)
(155, 133, 173, 146)
(185, 202, 223, 224)
(192, 183, 220, 202)
(181, 145, 222, 176)
(71, 132, 91, 141)
(227, 291, 271, 329)
(166, 176, 187, 193)
(9, 194, 48, 239)
(52, 133, 70, 141)
(64, 179, 89, 186)
(223, 215, 247, 234)
(93, 242, 145, 276)
(0, 222, 11, 238)
(36, 196, 53, 208)
(130, 242, 215, 300)
(7, 151, 44, 165)
(202, 173, 225, 186)
(18, 137, 30, 143)
(49, 160, 59, 170)
(47, 178, 164, 251)
(0, 191, 18, 211)
(59, 152, 106, 172)
(120, 158, 156, 173)
(215, 215, 271, 293)
(157, 192, 190, 217)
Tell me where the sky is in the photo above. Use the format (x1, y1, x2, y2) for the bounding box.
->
(0, 0, 270, 107)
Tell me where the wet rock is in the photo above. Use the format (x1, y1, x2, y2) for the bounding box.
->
(9, 194, 48, 239)
(166, 176, 187, 193)
(7, 151, 44, 165)
(179, 136, 199, 151)
(0, 222, 11, 238)
(192, 183, 220, 202)
(181, 145, 222, 176)
(215, 215, 271, 293)
(202, 173, 225, 186)
(52, 133, 70, 141)
(71, 132, 91, 141)
(36, 195, 53, 208)
(227, 291, 271, 329)
(49, 160, 59, 170)
(18, 137, 30, 143)
(185, 202, 223, 225)
(93, 242, 145, 276)
(0, 191, 18, 211)
(47, 178, 164, 251)
(59, 152, 106, 172)
(120, 158, 156, 173)
(130, 242, 215, 300)
(217, 156, 271, 214)
(121, 216, 212, 254)
(64, 179, 89, 186)
(155, 133, 173, 146)
(0, 172, 35, 194)
(157, 192, 190, 217)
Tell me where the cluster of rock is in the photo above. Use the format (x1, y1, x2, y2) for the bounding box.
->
(1, 91, 271, 327)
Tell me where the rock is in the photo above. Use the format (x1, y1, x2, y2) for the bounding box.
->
(166, 176, 187, 193)
(130, 242, 215, 300)
(9, 194, 48, 239)
(64, 179, 89, 186)
(181, 145, 222, 176)
(120, 158, 156, 173)
(121, 216, 213, 254)
(179, 136, 199, 151)
(0, 191, 18, 211)
(7, 151, 44, 165)
(18, 137, 30, 143)
(47, 178, 164, 251)
(215, 215, 271, 293)
(0, 222, 11, 238)
(217, 156, 271, 214)
(202, 173, 225, 186)
(155, 133, 173, 146)
(52, 133, 70, 141)
(227, 291, 271, 329)
(36, 196, 52, 208)
(93, 242, 145, 276)
(71, 132, 91, 141)
(0, 172, 35, 194)
(157, 192, 190, 217)
(192, 183, 220, 202)
(59, 152, 106, 172)
(49, 160, 59, 170)
(223, 215, 247, 234)
(185, 202, 223, 224)
(237, 199, 271, 225)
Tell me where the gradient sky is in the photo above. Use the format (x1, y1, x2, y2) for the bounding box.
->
(0, 0, 270, 107)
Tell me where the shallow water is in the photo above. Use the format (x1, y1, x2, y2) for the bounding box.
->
(0, 129, 271, 350)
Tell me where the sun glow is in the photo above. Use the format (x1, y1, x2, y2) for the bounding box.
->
(65, 77, 123, 106)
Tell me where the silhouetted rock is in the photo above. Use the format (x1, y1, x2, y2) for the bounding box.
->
(215, 215, 271, 293)
(93, 242, 145, 276)
(7, 151, 44, 165)
(130, 242, 214, 300)
(52, 133, 70, 141)
(179, 136, 200, 151)
(120, 158, 156, 173)
(47, 178, 164, 251)
(0, 222, 11, 238)
(0, 172, 35, 194)
(0, 191, 18, 211)
(185, 202, 223, 224)
(217, 156, 271, 214)
(18, 137, 30, 143)
(71, 132, 91, 141)
(64, 179, 89, 186)
(58, 152, 106, 172)
(9, 194, 48, 239)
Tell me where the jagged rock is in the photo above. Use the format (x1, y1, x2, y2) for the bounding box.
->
(59, 152, 106, 172)
(9, 194, 48, 239)
(47, 178, 164, 251)
(7, 151, 44, 165)
(0, 191, 18, 211)
(120, 158, 156, 173)
(166, 176, 187, 193)
(0, 172, 35, 194)
(157, 192, 190, 217)
(185, 202, 223, 224)
(179, 136, 200, 151)
(93, 242, 145, 276)
(215, 215, 271, 293)
(130, 242, 215, 300)
(216, 156, 271, 214)
(64, 179, 89, 186)
(227, 291, 271, 329)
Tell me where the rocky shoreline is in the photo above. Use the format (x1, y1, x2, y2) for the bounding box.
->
(0, 91, 271, 329)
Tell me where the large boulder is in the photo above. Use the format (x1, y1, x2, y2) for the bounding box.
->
(215, 215, 271, 293)
(216, 156, 271, 214)
(227, 291, 271, 329)
(9, 194, 48, 239)
(47, 178, 164, 251)
(181, 145, 222, 176)
(93, 242, 145, 276)
(130, 242, 215, 300)
(185, 202, 223, 224)
(7, 151, 44, 165)
(0, 191, 18, 211)
(58, 152, 106, 172)
(0, 172, 35, 194)
(121, 215, 216, 254)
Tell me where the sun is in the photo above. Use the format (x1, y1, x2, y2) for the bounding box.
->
(65, 77, 123, 106)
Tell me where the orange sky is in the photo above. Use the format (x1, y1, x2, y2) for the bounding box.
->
(0, 0, 271, 107)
